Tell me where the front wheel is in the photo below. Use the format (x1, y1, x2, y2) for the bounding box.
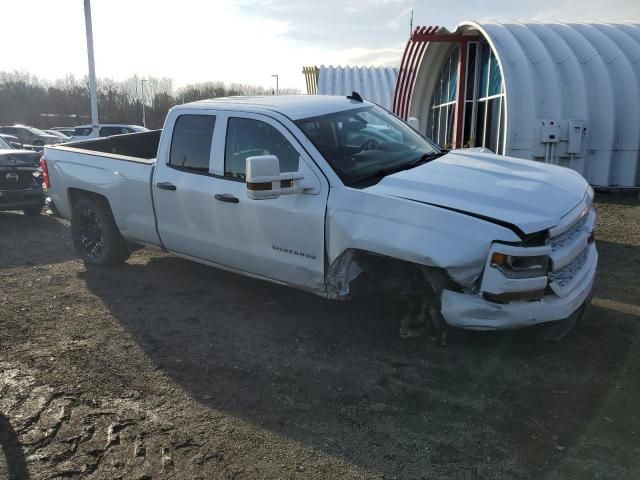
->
(71, 196, 130, 266)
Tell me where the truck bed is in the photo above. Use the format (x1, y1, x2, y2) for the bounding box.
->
(44, 131, 162, 248)
(58, 130, 161, 163)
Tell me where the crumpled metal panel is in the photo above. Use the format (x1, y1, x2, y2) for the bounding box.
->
(408, 21, 640, 187)
(315, 65, 399, 110)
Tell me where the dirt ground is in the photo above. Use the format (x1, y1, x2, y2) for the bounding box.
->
(1, 194, 640, 480)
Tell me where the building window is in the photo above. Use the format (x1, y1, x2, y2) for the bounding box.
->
(428, 46, 459, 149)
(428, 40, 506, 154)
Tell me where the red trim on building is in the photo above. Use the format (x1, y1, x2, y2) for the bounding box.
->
(392, 26, 479, 148)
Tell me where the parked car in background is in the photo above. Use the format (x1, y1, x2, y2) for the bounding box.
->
(0, 134, 24, 149)
(51, 127, 76, 137)
(0, 125, 60, 148)
(69, 124, 148, 142)
(0, 133, 41, 152)
(0, 135, 45, 215)
(43, 95, 597, 341)
(44, 130, 71, 142)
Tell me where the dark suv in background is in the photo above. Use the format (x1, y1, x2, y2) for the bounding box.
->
(0, 135, 45, 215)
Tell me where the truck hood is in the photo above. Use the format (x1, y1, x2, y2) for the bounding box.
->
(365, 150, 589, 236)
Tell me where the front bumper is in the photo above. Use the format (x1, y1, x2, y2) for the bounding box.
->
(441, 243, 597, 330)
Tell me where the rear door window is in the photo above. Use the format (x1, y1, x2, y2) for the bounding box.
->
(169, 114, 216, 173)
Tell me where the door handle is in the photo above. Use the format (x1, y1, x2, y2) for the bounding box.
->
(157, 182, 177, 191)
(214, 193, 239, 204)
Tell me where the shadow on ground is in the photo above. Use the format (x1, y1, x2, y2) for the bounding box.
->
(79, 250, 640, 479)
(0, 414, 30, 480)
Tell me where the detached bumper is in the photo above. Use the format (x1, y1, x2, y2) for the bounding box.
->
(441, 244, 597, 330)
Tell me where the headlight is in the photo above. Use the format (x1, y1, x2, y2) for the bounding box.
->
(490, 252, 549, 279)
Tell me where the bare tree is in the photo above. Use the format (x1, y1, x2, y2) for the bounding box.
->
(0, 71, 301, 129)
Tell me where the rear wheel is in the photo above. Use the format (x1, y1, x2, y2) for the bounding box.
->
(71, 196, 129, 265)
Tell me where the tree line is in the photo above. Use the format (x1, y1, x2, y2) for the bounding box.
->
(0, 71, 299, 130)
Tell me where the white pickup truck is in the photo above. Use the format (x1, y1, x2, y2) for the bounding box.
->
(43, 95, 597, 340)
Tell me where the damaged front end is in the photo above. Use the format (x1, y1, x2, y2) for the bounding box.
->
(323, 185, 598, 342)
(325, 198, 597, 342)
(441, 196, 597, 335)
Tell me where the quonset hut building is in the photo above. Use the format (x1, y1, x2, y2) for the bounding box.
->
(304, 22, 640, 187)
(394, 21, 640, 188)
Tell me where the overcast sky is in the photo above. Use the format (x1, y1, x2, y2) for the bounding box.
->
(1, 0, 639, 91)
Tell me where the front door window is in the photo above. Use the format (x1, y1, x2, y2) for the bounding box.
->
(224, 117, 299, 180)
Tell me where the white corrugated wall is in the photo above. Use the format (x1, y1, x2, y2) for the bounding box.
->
(410, 21, 640, 187)
(317, 66, 399, 110)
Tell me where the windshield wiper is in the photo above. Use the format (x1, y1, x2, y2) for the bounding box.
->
(351, 151, 446, 186)
(403, 151, 447, 169)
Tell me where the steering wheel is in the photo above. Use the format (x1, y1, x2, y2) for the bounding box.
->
(360, 138, 379, 151)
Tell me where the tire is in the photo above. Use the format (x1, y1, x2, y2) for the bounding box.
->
(22, 206, 42, 216)
(71, 196, 130, 266)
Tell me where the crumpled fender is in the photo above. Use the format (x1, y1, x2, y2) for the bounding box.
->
(325, 187, 521, 294)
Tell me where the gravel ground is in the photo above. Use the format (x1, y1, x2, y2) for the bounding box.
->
(1, 194, 639, 479)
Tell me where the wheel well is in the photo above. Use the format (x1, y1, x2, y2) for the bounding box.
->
(68, 188, 137, 251)
(68, 188, 111, 212)
(327, 248, 460, 299)
(67, 188, 118, 226)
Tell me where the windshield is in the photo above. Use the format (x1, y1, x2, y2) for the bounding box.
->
(0, 136, 11, 149)
(295, 105, 440, 187)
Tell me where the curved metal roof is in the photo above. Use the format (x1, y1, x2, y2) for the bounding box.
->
(304, 65, 398, 110)
(408, 21, 640, 187)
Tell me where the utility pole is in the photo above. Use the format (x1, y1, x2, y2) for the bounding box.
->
(83, 0, 99, 127)
(410, 9, 414, 34)
(271, 74, 279, 95)
(141, 79, 147, 128)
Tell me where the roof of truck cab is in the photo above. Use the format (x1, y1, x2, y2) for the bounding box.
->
(184, 95, 373, 120)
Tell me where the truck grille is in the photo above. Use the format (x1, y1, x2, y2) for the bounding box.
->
(549, 245, 589, 288)
(550, 215, 588, 252)
(0, 170, 36, 190)
(548, 207, 595, 297)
